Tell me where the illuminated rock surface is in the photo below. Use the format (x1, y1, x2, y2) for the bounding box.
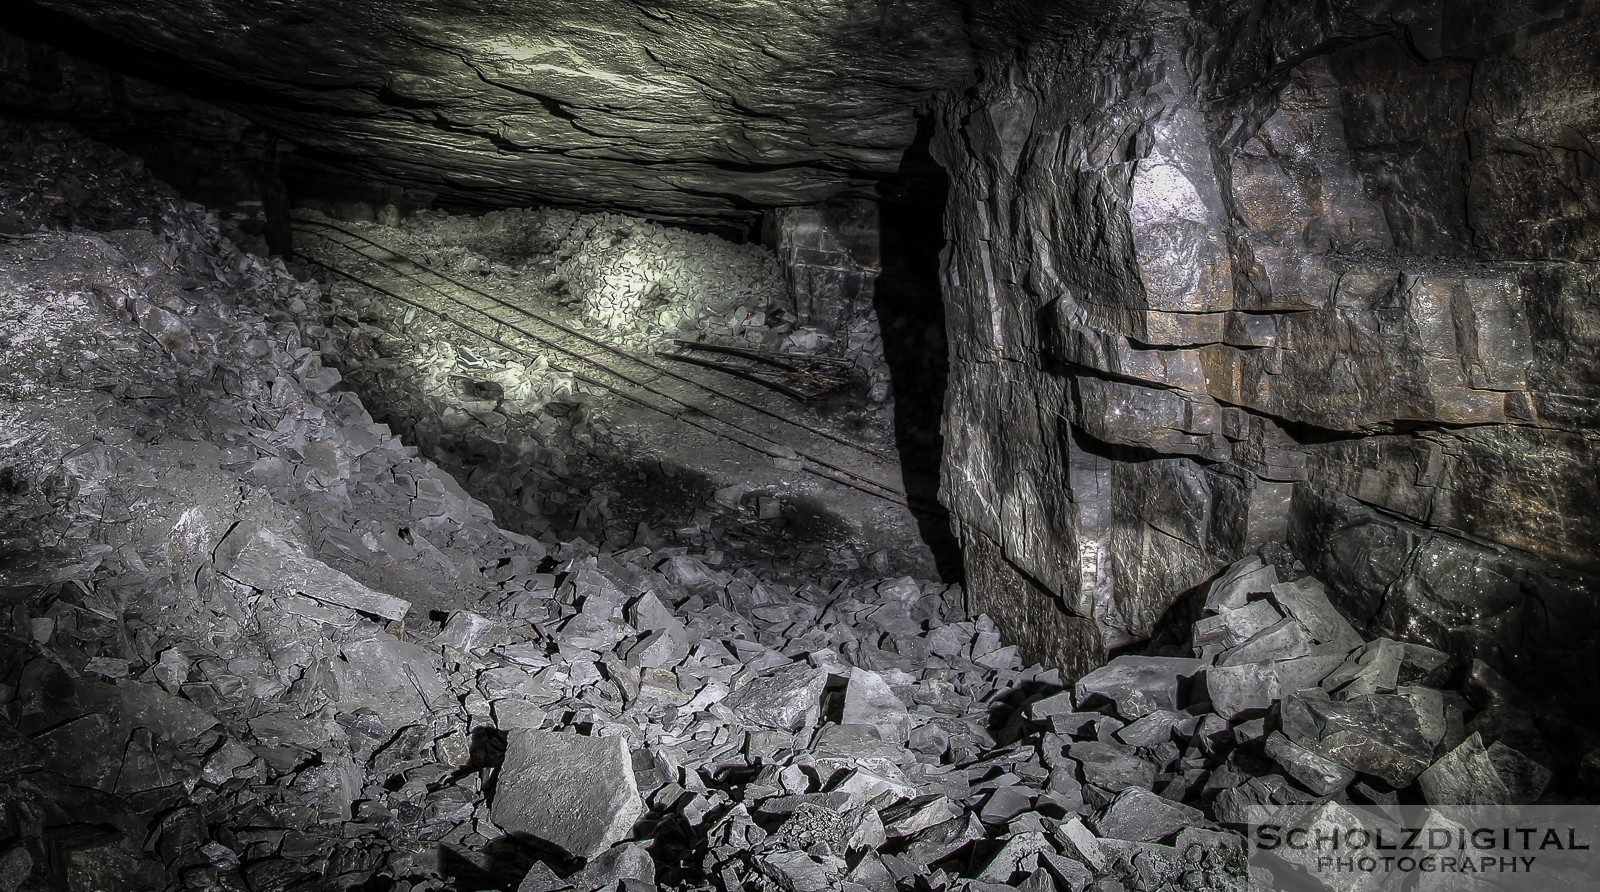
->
(7, 0, 973, 226)
(4, 0, 1595, 711)
(931, 0, 1600, 708)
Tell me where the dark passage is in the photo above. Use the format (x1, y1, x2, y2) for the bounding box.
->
(874, 113, 962, 582)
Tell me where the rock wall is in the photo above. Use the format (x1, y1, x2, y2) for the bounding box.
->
(931, 0, 1600, 701)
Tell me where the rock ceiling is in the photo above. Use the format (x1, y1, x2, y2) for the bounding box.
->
(15, 0, 977, 224)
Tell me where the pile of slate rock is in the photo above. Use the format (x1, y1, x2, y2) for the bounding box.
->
(0, 122, 169, 236)
(0, 121, 1562, 892)
(306, 270, 611, 541)
(368, 207, 790, 352)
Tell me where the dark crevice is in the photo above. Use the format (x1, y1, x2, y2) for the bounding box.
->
(372, 85, 448, 111)
(875, 112, 963, 582)
(1068, 423, 1224, 467)
(1205, 397, 1369, 445)
(1120, 335, 1277, 352)
(425, 113, 525, 156)
(463, 65, 582, 125)
(1041, 354, 1187, 393)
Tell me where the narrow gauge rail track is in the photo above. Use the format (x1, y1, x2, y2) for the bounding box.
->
(296, 217, 893, 461)
(292, 218, 938, 514)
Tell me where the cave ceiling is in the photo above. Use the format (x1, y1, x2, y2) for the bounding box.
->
(13, 0, 982, 224)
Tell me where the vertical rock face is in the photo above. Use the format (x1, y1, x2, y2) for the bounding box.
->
(764, 199, 881, 336)
(932, 0, 1600, 696)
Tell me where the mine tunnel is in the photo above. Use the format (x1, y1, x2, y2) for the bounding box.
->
(1, 2, 1598, 890)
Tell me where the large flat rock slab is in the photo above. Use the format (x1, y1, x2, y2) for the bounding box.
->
(491, 730, 644, 860)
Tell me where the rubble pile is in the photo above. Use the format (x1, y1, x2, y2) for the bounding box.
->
(298, 208, 907, 576)
(0, 123, 167, 235)
(365, 207, 791, 352)
(306, 272, 607, 542)
(0, 122, 1565, 892)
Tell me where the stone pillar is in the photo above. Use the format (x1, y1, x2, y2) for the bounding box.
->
(762, 199, 880, 336)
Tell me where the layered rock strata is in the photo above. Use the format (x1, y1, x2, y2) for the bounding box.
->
(9, 0, 974, 226)
(931, 0, 1600, 711)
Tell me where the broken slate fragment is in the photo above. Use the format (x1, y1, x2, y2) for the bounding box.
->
(569, 842, 655, 891)
(976, 830, 1052, 884)
(881, 795, 955, 837)
(1204, 653, 1345, 720)
(757, 850, 842, 892)
(1023, 691, 1076, 723)
(491, 730, 644, 859)
(1397, 642, 1450, 686)
(1091, 787, 1206, 843)
(845, 853, 896, 892)
(723, 662, 827, 732)
(1041, 852, 1095, 892)
(625, 628, 690, 669)
(117, 679, 219, 743)
(515, 862, 566, 892)
(213, 520, 411, 621)
(1050, 816, 1106, 871)
(83, 656, 129, 678)
(1281, 693, 1433, 788)
(1264, 732, 1354, 797)
(1074, 656, 1204, 719)
(811, 723, 915, 778)
(1204, 662, 1280, 720)
(1321, 638, 1403, 700)
(1216, 617, 1314, 667)
(1270, 580, 1362, 653)
(1203, 558, 1278, 613)
(1192, 599, 1282, 652)
(841, 667, 911, 743)
(1068, 741, 1157, 792)
(1114, 710, 1185, 747)
(434, 610, 499, 652)
(1050, 711, 1124, 740)
(1417, 732, 1551, 805)
(900, 814, 984, 864)
(978, 786, 1033, 825)
(332, 634, 450, 728)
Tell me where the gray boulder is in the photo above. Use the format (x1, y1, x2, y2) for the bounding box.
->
(1281, 693, 1433, 787)
(1417, 732, 1551, 805)
(1074, 656, 1205, 719)
(1092, 787, 1207, 843)
(491, 730, 645, 859)
(723, 662, 828, 732)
